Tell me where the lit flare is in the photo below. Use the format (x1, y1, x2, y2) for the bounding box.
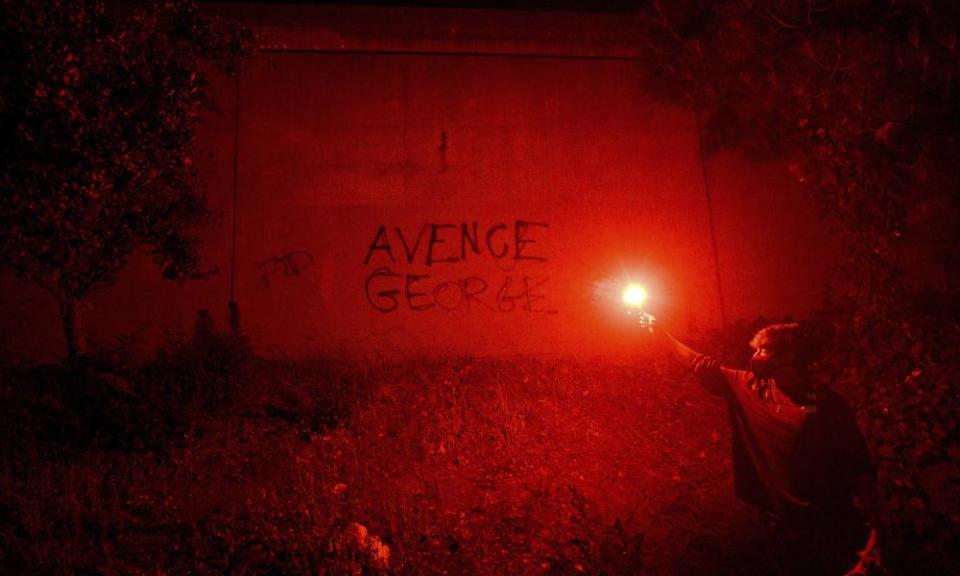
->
(622, 283, 655, 331)
(622, 284, 648, 308)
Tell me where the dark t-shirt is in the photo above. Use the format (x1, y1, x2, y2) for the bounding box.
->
(693, 355, 874, 572)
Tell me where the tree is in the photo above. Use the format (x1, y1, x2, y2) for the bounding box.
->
(0, 0, 252, 357)
(634, 0, 959, 304)
(630, 1, 960, 571)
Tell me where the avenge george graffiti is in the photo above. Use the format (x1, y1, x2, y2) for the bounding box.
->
(362, 220, 556, 314)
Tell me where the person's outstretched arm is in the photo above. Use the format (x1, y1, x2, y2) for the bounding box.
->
(638, 316, 731, 396)
(656, 326, 699, 364)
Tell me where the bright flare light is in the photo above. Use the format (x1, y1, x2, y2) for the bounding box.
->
(622, 284, 649, 308)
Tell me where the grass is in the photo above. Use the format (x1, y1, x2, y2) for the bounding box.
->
(1, 342, 783, 575)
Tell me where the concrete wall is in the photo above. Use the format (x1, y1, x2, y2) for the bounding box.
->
(0, 5, 838, 361)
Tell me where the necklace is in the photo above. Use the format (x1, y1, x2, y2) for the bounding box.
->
(769, 383, 783, 414)
(769, 384, 819, 414)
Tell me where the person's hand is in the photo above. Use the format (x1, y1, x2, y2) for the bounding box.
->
(627, 310, 656, 333)
(844, 556, 884, 576)
(844, 532, 885, 576)
(690, 353, 719, 374)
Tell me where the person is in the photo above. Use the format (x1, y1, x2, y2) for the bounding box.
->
(642, 317, 884, 575)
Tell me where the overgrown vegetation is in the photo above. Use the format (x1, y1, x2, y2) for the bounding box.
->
(2, 307, 956, 574)
(2, 333, 774, 575)
(0, 0, 253, 356)
(633, 1, 960, 572)
(0, 319, 957, 575)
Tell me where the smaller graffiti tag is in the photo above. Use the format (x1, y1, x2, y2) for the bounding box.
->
(257, 250, 314, 287)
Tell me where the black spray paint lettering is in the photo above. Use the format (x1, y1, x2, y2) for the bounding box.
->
(363, 220, 553, 314)
(438, 131, 448, 174)
(365, 267, 401, 312)
(258, 251, 314, 287)
(364, 270, 557, 315)
(364, 220, 549, 266)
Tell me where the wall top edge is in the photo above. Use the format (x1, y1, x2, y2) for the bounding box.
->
(199, 2, 644, 58)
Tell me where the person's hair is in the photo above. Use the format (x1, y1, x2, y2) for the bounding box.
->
(750, 322, 820, 373)
(749, 322, 801, 355)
